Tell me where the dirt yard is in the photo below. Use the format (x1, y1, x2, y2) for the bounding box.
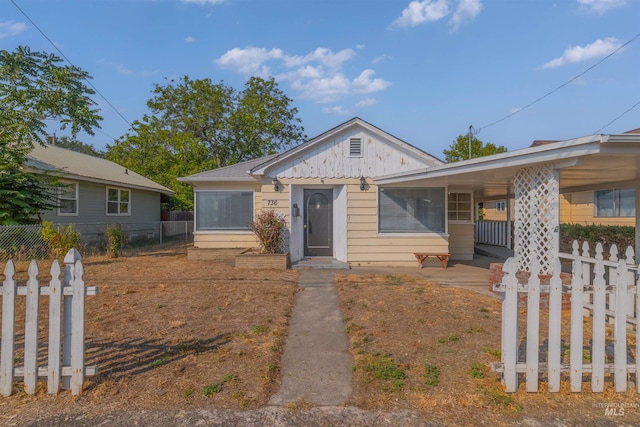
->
(1, 243, 640, 426)
(336, 272, 640, 426)
(0, 243, 299, 425)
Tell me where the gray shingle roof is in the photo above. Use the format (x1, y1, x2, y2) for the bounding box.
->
(27, 144, 174, 195)
(179, 154, 277, 182)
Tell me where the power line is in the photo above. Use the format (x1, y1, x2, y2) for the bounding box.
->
(479, 31, 640, 132)
(10, 0, 133, 138)
(594, 99, 640, 134)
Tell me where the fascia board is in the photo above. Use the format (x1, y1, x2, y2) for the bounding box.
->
(54, 173, 175, 195)
(375, 142, 602, 185)
(177, 176, 257, 183)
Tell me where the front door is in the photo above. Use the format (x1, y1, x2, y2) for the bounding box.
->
(304, 189, 333, 256)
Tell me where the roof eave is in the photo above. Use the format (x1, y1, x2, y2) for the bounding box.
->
(177, 176, 258, 183)
(375, 137, 604, 185)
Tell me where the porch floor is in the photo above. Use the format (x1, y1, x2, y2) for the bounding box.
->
(475, 243, 514, 260)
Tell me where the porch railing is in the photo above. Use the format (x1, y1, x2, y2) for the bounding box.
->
(475, 220, 512, 247)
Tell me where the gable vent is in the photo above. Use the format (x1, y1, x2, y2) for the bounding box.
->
(349, 138, 363, 157)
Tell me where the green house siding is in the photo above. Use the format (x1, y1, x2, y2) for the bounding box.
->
(41, 181, 161, 224)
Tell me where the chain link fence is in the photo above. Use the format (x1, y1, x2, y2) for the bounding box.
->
(0, 221, 194, 261)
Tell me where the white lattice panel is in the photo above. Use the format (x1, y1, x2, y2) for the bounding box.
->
(514, 163, 559, 274)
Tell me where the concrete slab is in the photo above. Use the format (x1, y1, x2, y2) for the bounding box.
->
(269, 270, 352, 406)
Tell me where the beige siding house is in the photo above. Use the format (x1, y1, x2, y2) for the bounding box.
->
(180, 118, 476, 266)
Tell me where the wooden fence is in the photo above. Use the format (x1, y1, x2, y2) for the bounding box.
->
(0, 249, 97, 396)
(475, 220, 512, 248)
(493, 241, 639, 393)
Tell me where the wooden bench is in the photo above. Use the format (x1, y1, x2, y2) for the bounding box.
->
(413, 253, 450, 269)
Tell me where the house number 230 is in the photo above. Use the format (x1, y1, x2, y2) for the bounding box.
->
(267, 200, 278, 206)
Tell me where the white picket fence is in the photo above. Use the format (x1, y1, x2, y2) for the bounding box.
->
(493, 240, 639, 393)
(0, 249, 97, 396)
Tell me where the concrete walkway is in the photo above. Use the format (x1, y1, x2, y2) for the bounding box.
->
(269, 269, 353, 406)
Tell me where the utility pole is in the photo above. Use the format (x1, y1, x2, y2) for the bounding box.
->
(468, 125, 472, 160)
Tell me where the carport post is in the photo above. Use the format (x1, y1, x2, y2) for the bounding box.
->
(636, 183, 640, 259)
(506, 194, 512, 250)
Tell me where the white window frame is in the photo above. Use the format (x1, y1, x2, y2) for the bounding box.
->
(194, 190, 255, 233)
(349, 137, 363, 158)
(496, 201, 506, 212)
(106, 187, 131, 216)
(377, 187, 446, 234)
(594, 188, 635, 217)
(448, 192, 473, 223)
(57, 181, 78, 216)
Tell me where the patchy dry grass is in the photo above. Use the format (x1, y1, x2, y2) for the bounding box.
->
(336, 273, 640, 425)
(0, 242, 298, 424)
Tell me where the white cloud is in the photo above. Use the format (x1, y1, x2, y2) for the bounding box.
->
(283, 48, 355, 69)
(215, 47, 284, 75)
(542, 37, 622, 69)
(0, 20, 27, 39)
(184, 36, 196, 43)
(291, 73, 352, 103)
(323, 105, 350, 115)
(449, 0, 483, 32)
(215, 46, 391, 104)
(356, 98, 377, 108)
(352, 70, 392, 94)
(390, 0, 450, 29)
(577, 0, 627, 13)
(181, 0, 224, 4)
(372, 54, 392, 64)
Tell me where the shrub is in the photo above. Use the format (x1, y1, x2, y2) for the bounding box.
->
(105, 224, 127, 258)
(560, 223, 634, 253)
(249, 210, 286, 254)
(41, 221, 81, 259)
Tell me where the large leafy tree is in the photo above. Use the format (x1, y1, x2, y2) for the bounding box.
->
(107, 76, 305, 210)
(443, 134, 507, 162)
(53, 135, 105, 158)
(0, 46, 102, 224)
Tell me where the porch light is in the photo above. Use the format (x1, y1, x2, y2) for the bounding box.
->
(272, 177, 280, 192)
(359, 176, 366, 191)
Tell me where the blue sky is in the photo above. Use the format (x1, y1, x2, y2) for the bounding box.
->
(2, 0, 639, 158)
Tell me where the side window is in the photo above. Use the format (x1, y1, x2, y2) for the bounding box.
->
(58, 182, 78, 216)
(448, 193, 472, 222)
(595, 188, 635, 217)
(107, 187, 131, 215)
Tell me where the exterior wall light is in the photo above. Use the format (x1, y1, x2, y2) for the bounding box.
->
(272, 177, 280, 192)
(360, 176, 366, 191)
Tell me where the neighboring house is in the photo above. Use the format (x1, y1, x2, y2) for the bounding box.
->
(27, 143, 173, 233)
(528, 129, 640, 227)
(480, 199, 512, 221)
(179, 117, 479, 266)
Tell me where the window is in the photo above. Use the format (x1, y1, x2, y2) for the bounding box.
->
(595, 188, 635, 217)
(378, 188, 445, 233)
(349, 138, 363, 157)
(107, 187, 131, 215)
(196, 191, 254, 231)
(57, 182, 78, 216)
(448, 193, 472, 221)
(496, 201, 506, 212)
